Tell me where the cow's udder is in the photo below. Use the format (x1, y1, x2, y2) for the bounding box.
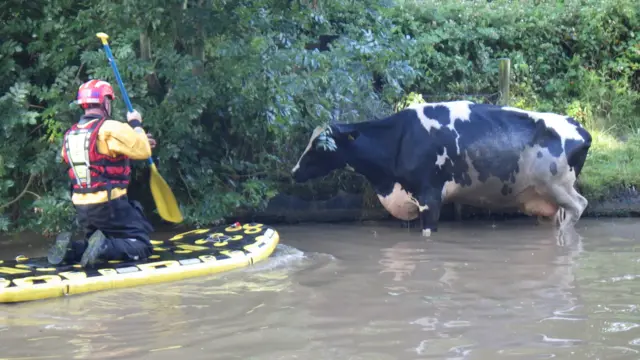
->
(377, 183, 420, 221)
(519, 187, 559, 217)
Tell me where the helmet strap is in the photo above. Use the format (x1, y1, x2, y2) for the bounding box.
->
(102, 98, 112, 118)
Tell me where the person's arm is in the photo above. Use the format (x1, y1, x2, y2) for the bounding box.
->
(127, 110, 157, 149)
(101, 111, 153, 160)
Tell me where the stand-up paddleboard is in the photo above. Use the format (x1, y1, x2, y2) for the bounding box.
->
(0, 222, 279, 303)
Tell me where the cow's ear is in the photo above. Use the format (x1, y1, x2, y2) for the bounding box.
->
(330, 124, 359, 143)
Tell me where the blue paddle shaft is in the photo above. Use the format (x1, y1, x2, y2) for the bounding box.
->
(100, 43, 133, 112)
(100, 42, 154, 166)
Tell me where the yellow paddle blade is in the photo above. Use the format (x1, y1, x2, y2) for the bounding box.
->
(149, 163, 183, 223)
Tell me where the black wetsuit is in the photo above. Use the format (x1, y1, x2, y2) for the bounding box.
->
(66, 196, 154, 262)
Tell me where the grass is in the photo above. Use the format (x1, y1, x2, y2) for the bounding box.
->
(579, 130, 640, 202)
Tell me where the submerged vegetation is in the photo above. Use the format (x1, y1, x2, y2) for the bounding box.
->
(1, 0, 639, 234)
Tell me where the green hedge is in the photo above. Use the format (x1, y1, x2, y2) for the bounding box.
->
(390, 0, 640, 127)
(1, 0, 638, 235)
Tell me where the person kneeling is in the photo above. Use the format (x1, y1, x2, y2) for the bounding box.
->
(47, 79, 157, 267)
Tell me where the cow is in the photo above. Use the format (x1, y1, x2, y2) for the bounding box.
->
(290, 100, 592, 244)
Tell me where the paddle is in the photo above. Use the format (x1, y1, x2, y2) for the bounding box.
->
(96, 32, 184, 224)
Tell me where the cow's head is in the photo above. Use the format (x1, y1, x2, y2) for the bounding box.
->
(291, 125, 358, 183)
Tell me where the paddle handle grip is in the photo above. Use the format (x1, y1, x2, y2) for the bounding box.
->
(96, 33, 134, 113)
(96, 32, 154, 167)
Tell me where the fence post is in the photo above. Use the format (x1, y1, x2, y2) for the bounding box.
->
(498, 58, 511, 106)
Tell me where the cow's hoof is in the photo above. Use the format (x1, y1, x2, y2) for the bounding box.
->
(421, 229, 432, 237)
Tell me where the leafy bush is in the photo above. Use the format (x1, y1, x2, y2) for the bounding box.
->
(390, 0, 639, 126)
(1, 0, 639, 235)
(0, 0, 418, 234)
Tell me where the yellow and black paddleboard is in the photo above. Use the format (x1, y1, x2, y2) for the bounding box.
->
(0, 222, 279, 303)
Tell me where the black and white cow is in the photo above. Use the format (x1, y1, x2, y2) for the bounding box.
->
(291, 101, 592, 240)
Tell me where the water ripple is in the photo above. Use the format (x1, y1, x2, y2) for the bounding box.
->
(540, 334, 583, 346)
(3, 219, 640, 359)
(604, 322, 640, 333)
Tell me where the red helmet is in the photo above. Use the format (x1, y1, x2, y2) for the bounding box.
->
(76, 79, 115, 109)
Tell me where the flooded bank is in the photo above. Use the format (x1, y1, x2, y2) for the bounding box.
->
(1, 218, 640, 359)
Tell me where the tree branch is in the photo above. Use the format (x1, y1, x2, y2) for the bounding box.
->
(25, 191, 41, 199)
(28, 123, 44, 135)
(178, 168, 196, 205)
(0, 173, 37, 210)
(75, 62, 85, 82)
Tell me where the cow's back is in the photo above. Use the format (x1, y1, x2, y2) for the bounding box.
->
(401, 102, 590, 209)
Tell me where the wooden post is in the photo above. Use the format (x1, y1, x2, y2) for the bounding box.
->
(498, 58, 511, 106)
(140, 32, 151, 61)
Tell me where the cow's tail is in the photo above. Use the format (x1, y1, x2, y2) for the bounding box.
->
(567, 128, 593, 180)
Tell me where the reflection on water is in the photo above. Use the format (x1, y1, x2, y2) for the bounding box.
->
(1, 218, 640, 359)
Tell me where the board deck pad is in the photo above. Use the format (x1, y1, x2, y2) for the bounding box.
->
(0, 222, 280, 303)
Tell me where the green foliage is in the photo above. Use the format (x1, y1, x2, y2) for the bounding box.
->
(1, 0, 639, 235)
(0, 216, 10, 233)
(390, 0, 640, 126)
(580, 131, 640, 201)
(0, 0, 418, 234)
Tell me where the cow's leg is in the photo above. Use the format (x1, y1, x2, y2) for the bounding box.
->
(554, 186, 587, 227)
(417, 191, 442, 237)
(575, 188, 589, 214)
(548, 183, 586, 245)
(419, 207, 441, 237)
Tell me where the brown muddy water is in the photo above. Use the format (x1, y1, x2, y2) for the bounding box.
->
(1, 218, 640, 359)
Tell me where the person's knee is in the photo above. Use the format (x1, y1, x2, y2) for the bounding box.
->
(127, 200, 154, 234)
